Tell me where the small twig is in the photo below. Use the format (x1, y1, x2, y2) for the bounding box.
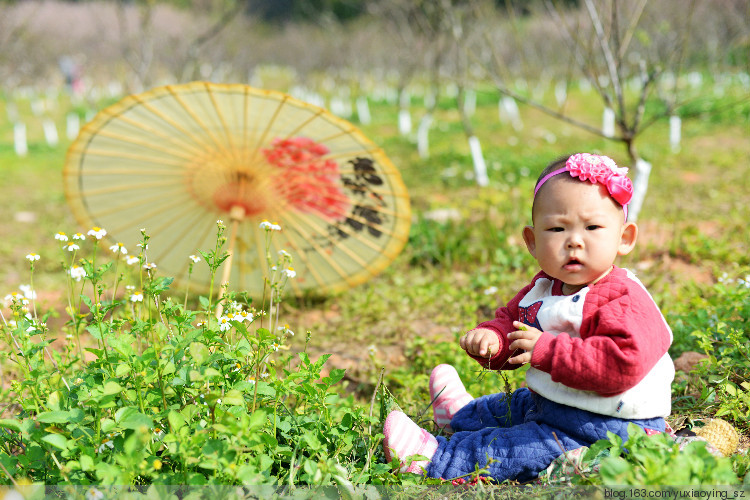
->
(50, 451, 71, 483)
(368, 367, 385, 437)
(551, 431, 585, 479)
(0, 458, 19, 487)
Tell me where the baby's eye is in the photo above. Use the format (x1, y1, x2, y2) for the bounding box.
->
(586, 225, 601, 230)
(547, 227, 564, 232)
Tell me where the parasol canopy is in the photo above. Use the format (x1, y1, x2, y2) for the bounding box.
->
(63, 82, 411, 297)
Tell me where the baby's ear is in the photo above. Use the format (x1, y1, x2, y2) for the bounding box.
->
(522, 225, 537, 258)
(618, 221, 638, 255)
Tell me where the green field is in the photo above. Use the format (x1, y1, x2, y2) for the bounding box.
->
(1, 78, 749, 490)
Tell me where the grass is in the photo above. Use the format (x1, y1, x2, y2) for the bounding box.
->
(1, 77, 750, 489)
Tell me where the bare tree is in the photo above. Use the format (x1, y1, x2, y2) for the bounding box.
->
(0, 2, 43, 88)
(470, 0, 746, 220)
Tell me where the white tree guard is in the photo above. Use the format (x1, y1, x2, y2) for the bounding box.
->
(14, 122, 27, 157)
(43, 119, 59, 147)
(628, 158, 652, 222)
(464, 89, 476, 117)
(417, 114, 432, 159)
(398, 109, 412, 135)
(356, 96, 371, 125)
(669, 115, 682, 153)
(499, 96, 523, 131)
(602, 107, 615, 138)
(67, 113, 80, 140)
(468, 135, 489, 187)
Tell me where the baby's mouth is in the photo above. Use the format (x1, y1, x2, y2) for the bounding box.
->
(564, 258, 583, 270)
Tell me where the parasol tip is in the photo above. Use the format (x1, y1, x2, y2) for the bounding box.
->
(229, 204, 246, 221)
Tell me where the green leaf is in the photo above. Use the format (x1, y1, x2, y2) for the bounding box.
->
(247, 409, 267, 431)
(37, 411, 74, 424)
(41, 433, 69, 450)
(115, 407, 154, 430)
(115, 363, 131, 377)
(222, 389, 245, 406)
(323, 368, 346, 386)
(47, 390, 63, 411)
(80, 294, 93, 309)
(102, 381, 123, 396)
(168, 410, 185, 431)
(0, 419, 22, 432)
(190, 342, 210, 365)
(80, 454, 94, 471)
(161, 360, 176, 376)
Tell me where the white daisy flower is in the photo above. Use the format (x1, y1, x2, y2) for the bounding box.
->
(25, 253, 40, 262)
(126, 256, 140, 266)
(72, 232, 86, 240)
(189, 254, 200, 263)
(69, 265, 87, 282)
(278, 324, 294, 336)
(278, 249, 292, 259)
(143, 262, 157, 270)
(282, 267, 296, 278)
(130, 292, 144, 302)
(95, 441, 114, 454)
(109, 243, 128, 255)
(86, 487, 105, 500)
(4, 292, 29, 307)
(259, 220, 281, 231)
(218, 317, 231, 332)
(19, 284, 36, 300)
(87, 227, 107, 240)
(483, 286, 498, 295)
(64, 242, 80, 252)
(55, 232, 69, 242)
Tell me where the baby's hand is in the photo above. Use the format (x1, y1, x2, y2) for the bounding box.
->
(507, 321, 543, 365)
(459, 328, 501, 358)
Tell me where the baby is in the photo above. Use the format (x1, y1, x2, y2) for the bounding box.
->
(383, 153, 674, 482)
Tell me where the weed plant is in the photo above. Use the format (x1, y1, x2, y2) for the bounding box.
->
(0, 222, 394, 487)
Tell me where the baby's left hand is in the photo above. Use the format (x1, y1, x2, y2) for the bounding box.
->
(507, 321, 543, 365)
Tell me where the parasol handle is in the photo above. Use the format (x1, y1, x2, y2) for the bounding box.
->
(216, 205, 246, 318)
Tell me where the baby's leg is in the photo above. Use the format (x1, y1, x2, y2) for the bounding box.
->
(450, 388, 535, 433)
(427, 420, 584, 483)
(430, 364, 474, 430)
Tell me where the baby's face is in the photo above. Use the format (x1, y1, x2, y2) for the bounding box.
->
(525, 178, 634, 292)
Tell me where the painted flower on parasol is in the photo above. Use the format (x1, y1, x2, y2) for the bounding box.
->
(64, 82, 411, 297)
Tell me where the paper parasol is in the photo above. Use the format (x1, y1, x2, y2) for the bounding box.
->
(63, 82, 411, 297)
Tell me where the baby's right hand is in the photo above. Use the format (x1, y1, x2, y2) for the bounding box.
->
(459, 328, 501, 358)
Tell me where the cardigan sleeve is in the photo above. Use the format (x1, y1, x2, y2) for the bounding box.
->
(530, 271, 672, 396)
(468, 272, 546, 370)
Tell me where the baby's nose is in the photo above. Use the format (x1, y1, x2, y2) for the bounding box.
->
(566, 233, 584, 248)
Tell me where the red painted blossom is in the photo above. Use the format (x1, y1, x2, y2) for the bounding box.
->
(263, 137, 350, 221)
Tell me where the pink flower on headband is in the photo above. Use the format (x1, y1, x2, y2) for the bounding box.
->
(566, 153, 633, 206)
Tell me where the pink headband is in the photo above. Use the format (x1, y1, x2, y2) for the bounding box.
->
(534, 153, 634, 220)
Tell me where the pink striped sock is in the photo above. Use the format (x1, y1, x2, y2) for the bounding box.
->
(430, 364, 473, 431)
(383, 411, 438, 474)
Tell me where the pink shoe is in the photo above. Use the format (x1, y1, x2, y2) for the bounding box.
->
(383, 411, 438, 474)
(430, 364, 473, 431)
